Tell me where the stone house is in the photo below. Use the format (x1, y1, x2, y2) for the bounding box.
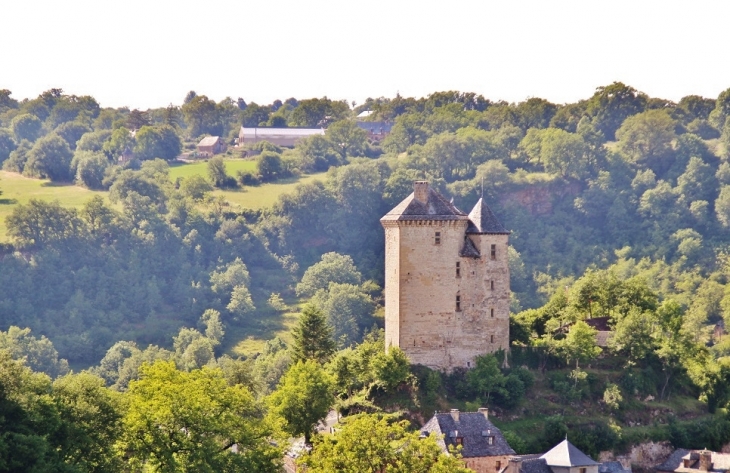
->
(356, 121, 393, 141)
(381, 181, 510, 371)
(656, 449, 730, 473)
(422, 408, 515, 473)
(197, 136, 225, 157)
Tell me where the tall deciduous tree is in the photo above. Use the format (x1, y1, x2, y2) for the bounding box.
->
(292, 304, 336, 364)
(303, 414, 472, 473)
(268, 360, 334, 444)
(296, 252, 362, 297)
(11, 113, 43, 142)
(24, 133, 74, 181)
(119, 361, 281, 472)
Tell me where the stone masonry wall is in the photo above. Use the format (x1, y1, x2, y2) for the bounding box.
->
(464, 454, 513, 473)
(384, 218, 510, 371)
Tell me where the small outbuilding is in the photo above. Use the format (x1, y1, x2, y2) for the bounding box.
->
(197, 136, 225, 157)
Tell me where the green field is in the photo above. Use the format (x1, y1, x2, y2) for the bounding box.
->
(169, 159, 257, 180)
(0, 171, 107, 240)
(0, 160, 326, 241)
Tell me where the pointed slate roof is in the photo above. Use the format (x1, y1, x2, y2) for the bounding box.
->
(460, 237, 481, 258)
(381, 186, 468, 222)
(466, 198, 510, 234)
(540, 439, 599, 467)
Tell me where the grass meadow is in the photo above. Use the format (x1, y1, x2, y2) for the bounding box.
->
(0, 159, 325, 241)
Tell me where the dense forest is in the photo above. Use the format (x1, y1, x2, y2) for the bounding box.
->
(3, 84, 730, 471)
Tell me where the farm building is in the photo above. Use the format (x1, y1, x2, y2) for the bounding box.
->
(238, 127, 324, 148)
(197, 136, 226, 157)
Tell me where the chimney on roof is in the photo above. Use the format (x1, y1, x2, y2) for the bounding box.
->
(450, 409, 460, 422)
(478, 407, 489, 419)
(414, 181, 429, 204)
(699, 450, 713, 471)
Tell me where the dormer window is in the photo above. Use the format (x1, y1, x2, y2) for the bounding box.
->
(455, 437, 464, 446)
(435, 232, 441, 245)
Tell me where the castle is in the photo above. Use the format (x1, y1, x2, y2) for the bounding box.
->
(380, 181, 510, 371)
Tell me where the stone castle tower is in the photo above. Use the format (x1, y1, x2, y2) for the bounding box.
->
(380, 181, 510, 371)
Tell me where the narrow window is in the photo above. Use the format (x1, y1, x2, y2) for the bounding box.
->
(455, 437, 464, 446)
(490, 308, 494, 318)
(490, 280, 495, 290)
(490, 334, 494, 343)
(456, 262, 461, 278)
(467, 361, 471, 368)
(455, 295, 461, 312)
(490, 244, 496, 260)
(435, 232, 441, 245)
(580, 469, 586, 473)
(496, 461, 502, 469)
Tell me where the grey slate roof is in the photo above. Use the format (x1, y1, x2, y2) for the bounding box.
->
(540, 439, 599, 467)
(656, 449, 690, 472)
(197, 136, 221, 147)
(422, 412, 515, 458)
(467, 198, 510, 234)
(518, 457, 554, 473)
(356, 121, 394, 134)
(240, 127, 325, 137)
(599, 461, 631, 473)
(460, 237, 481, 258)
(381, 188, 468, 222)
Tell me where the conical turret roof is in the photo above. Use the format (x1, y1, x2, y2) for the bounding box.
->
(540, 439, 599, 467)
(466, 198, 509, 234)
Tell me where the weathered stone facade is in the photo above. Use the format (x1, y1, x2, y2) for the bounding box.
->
(381, 181, 510, 371)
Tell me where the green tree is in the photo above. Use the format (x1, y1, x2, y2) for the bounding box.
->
(6, 199, 82, 248)
(179, 174, 213, 200)
(102, 127, 134, 160)
(119, 360, 281, 472)
(303, 413, 472, 473)
(371, 346, 411, 392)
(296, 252, 362, 297)
(0, 351, 65, 472)
(587, 82, 648, 140)
(326, 120, 368, 160)
(311, 283, 375, 347)
(539, 128, 590, 179)
(55, 121, 91, 150)
(0, 128, 17, 164)
(616, 109, 676, 173)
(0, 326, 69, 377)
(72, 150, 111, 189)
(467, 353, 505, 405)
(268, 360, 334, 444)
(24, 133, 74, 181)
(207, 155, 235, 188)
(52, 372, 123, 472)
(257, 151, 283, 181)
(134, 125, 181, 161)
(11, 113, 43, 142)
(559, 321, 601, 368)
(716, 185, 730, 228)
(291, 304, 336, 364)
